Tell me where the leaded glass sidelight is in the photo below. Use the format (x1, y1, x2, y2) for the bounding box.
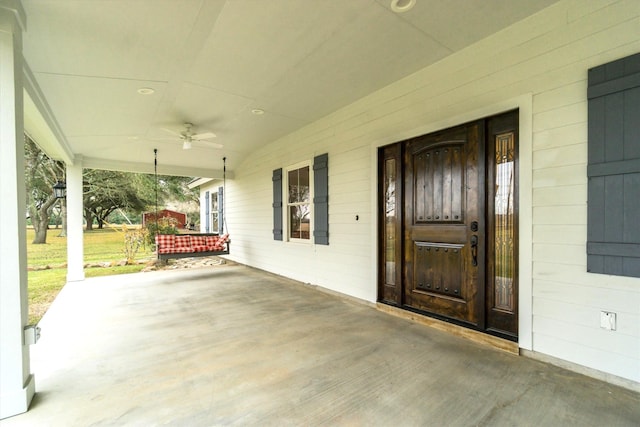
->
(493, 132, 515, 312)
(384, 158, 397, 285)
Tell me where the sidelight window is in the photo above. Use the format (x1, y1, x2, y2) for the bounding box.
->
(492, 132, 516, 312)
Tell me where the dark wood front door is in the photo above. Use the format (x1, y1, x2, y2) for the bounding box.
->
(378, 111, 518, 340)
(403, 121, 485, 327)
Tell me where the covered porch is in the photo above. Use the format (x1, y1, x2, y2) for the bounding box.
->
(3, 0, 640, 420)
(3, 264, 639, 426)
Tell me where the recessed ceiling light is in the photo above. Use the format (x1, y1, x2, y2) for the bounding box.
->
(251, 108, 265, 115)
(391, 0, 416, 13)
(137, 87, 155, 95)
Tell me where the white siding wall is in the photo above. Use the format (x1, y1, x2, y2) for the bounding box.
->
(208, 0, 640, 384)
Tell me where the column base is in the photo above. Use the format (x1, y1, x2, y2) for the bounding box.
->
(66, 271, 85, 282)
(0, 374, 35, 420)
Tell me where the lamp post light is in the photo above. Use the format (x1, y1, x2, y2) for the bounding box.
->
(53, 181, 66, 199)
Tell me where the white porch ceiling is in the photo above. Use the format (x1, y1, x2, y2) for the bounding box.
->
(21, 0, 559, 177)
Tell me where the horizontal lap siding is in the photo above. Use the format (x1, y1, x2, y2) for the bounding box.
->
(534, 225, 586, 245)
(528, 1, 640, 382)
(221, 0, 640, 382)
(533, 185, 587, 207)
(533, 332, 639, 381)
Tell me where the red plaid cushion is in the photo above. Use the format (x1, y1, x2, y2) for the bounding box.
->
(174, 235, 192, 250)
(213, 234, 229, 251)
(191, 235, 206, 246)
(155, 234, 175, 254)
(205, 235, 217, 248)
(172, 246, 195, 254)
(205, 235, 219, 251)
(190, 236, 208, 252)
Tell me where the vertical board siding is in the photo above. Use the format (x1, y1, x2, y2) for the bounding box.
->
(215, 0, 640, 383)
(587, 51, 640, 277)
(272, 168, 283, 241)
(313, 153, 329, 245)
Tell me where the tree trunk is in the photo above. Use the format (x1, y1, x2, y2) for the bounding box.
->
(85, 209, 94, 231)
(58, 202, 67, 237)
(32, 216, 50, 244)
(30, 196, 58, 244)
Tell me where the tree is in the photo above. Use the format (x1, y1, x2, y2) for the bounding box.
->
(83, 170, 153, 230)
(24, 135, 65, 244)
(80, 171, 197, 230)
(157, 175, 199, 205)
(24, 135, 198, 240)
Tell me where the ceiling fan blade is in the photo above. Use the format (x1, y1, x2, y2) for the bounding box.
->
(161, 127, 183, 137)
(195, 140, 223, 149)
(192, 132, 216, 140)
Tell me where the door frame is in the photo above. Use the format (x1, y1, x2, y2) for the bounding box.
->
(370, 95, 534, 350)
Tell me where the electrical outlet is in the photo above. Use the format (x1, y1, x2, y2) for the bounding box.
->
(600, 311, 616, 331)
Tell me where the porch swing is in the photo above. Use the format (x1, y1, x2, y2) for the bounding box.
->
(154, 150, 230, 261)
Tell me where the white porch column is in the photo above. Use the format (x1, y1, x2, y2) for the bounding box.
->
(66, 155, 85, 282)
(0, 1, 35, 419)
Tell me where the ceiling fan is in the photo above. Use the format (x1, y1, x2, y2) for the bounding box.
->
(162, 122, 222, 150)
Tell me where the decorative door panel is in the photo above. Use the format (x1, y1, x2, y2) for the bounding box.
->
(403, 122, 484, 327)
(413, 144, 464, 224)
(413, 242, 464, 298)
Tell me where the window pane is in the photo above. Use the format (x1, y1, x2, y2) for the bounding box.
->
(289, 205, 310, 239)
(212, 213, 219, 233)
(288, 166, 310, 203)
(288, 170, 298, 203)
(384, 158, 396, 285)
(298, 166, 309, 203)
(211, 193, 218, 211)
(493, 132, 515, 312)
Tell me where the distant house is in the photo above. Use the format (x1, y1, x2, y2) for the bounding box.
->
(188, 179, 224, 235)
(142, 209, 187, 229)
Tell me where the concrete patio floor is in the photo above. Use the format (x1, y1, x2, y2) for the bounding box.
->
(3, 263, 639, 426)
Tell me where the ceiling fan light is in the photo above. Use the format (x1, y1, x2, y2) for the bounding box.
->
(182, 140, 192, 150)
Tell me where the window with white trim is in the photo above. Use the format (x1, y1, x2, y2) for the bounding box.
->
(273, 153, 329, 245)
(286, 163, 312, 241)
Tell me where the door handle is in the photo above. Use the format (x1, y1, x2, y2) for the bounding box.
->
(470, 235, 478, 266)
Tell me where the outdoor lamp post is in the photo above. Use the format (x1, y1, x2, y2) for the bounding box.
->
(53, 181, 66, 199)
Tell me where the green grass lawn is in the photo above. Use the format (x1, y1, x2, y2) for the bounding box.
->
(27, 226, 155, 325)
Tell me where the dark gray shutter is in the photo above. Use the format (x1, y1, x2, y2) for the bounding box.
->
(218, 186, 224, 234)
(313, 153, 329, 245)
(272, 168, 283, 240)
(205, 191, 210, 233)
(587, 52, 640, 277)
